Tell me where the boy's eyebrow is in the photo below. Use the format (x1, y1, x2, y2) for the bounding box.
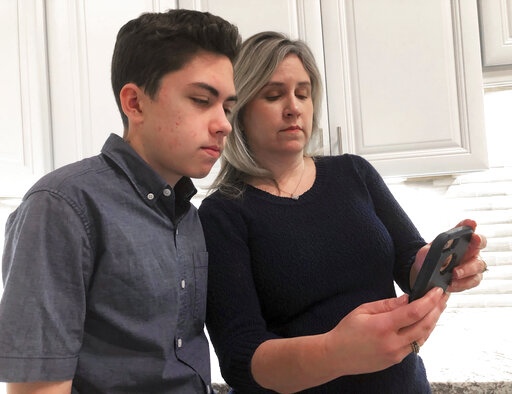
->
(188, 82, 238, 103)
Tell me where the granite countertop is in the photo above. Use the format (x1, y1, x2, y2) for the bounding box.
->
(211, 307, 512, 393)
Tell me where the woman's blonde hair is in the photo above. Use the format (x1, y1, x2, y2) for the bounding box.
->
(211, 31, 323, 198)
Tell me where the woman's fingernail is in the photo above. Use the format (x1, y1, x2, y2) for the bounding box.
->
(455, 268, 463, 278)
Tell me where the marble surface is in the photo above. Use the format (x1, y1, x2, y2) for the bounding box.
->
(431, 381, 512, 393)
(213, 382, 512, 393)
(420, 307, 512, 384)
(210, 307, 512, 393)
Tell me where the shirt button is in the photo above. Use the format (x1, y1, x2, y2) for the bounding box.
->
(181, 279, 186, 289)
(163, 188, 171, 197)
(177, 338, 183, 348)
(147, 193, 154, 200)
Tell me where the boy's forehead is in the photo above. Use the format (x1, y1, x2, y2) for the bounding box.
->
(180, 50, 232, 73)
(163, 51, 235, 93)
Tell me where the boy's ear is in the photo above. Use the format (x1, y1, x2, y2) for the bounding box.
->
(120, 83, 145, 126)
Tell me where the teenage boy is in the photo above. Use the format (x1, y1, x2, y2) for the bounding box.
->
(0, 9, 240, 393)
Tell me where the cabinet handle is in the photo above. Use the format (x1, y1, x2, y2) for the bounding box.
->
(337, 126, 343, 154)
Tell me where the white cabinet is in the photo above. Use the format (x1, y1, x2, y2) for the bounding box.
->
(321, 0, 488, 177)
(478, 0, 512, 88)
(478, 0, 512, 67)
(190, 0, 489, 181)
(1, 0, 492, 197)
(0, 0, 52, 197)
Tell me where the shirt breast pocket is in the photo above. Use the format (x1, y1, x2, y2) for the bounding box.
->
(193, 251, 208, 328)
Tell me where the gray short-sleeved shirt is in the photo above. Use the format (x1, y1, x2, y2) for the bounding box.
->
(0, 134, 212, 393)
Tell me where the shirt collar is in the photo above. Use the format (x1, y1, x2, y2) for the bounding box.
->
(101, 133, 197, 207)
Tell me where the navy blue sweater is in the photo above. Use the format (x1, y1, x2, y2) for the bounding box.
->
(199, 155, 430, 393)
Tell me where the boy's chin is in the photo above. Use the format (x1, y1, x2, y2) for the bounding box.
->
(190, 167, 214, 180)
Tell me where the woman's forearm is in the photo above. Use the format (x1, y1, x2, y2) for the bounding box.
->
(250, 290, 446, 393)
(251, 334, 340, 393)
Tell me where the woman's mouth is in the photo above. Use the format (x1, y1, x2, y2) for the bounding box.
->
(281, 125, 302, 132)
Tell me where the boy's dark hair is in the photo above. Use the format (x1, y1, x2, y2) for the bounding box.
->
(111, 9, 241, 129)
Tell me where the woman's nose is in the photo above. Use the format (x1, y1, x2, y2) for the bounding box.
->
(284, 97, 301, 118)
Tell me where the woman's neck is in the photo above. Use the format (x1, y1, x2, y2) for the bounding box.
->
(249, 152, 311, 198)
(262, 154, 305, 183)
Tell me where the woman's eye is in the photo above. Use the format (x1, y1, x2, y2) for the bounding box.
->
(192, 97, 209, 105)
(265, 95, 280, 101)
(224, 107, 232, 115)
(296, 91, 310, 100)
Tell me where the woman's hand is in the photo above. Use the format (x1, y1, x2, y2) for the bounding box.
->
(323, 287, 448, 376)
(411, 219, 487, 292)
(448, 219, 487, 292)
(251, 288, 447, 392)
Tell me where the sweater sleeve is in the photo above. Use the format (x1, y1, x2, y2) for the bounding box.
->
(350, 155, 426, 294)
(199, 196, 279, 393)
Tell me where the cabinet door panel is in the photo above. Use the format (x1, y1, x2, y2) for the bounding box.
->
(479, 0, 512, 67)
(193, 0, 300, 39)
(322, 0, 488, 177)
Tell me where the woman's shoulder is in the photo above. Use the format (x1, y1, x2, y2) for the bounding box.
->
(315, 153, 373, 173)
(199, 188, 246, 216)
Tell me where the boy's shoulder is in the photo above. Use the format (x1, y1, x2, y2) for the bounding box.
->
(24, 154, 111, 201)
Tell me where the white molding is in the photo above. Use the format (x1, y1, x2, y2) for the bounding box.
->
(286, 0, 299, 39)
(483, 66, 512, 88)
(295, 0, 307, 41)
(18, 0, 53, 173)
(478, 0, 512, 67)
(321, 0, 356, 155)
(298, 0, 331, 155)
(75, 0, 93, 160)
(451, 0, 471, 154)
(45, 0, 94, 168)
(152, 0, 177, 11)
(178, 0, 203, 11)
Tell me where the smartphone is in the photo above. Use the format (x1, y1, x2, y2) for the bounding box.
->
(409, 226, 473, 302)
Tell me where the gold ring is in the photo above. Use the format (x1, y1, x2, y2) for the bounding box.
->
(411, 341, 420, 354)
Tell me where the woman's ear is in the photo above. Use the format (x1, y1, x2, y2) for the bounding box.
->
(120, 83, 145, 126)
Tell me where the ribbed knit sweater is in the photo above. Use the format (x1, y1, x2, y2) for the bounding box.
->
(199, 154, 431, 393)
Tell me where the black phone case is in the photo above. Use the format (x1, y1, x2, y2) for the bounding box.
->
(409, 226, 473, 302)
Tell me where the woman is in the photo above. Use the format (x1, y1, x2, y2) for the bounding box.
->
(199, 32, 487, 393)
